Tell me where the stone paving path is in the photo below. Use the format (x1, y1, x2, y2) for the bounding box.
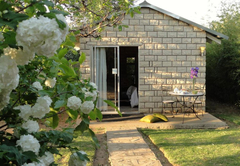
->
(107, 127, 162, 166)
(90, 113, 228, 166)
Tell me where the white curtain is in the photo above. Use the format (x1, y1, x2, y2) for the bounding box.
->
(95, 48, 108, 110)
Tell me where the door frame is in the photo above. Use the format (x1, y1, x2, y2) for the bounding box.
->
(91, 46, 120, 111)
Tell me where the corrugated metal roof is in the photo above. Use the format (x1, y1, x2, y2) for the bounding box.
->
(139, 1, 229, 40)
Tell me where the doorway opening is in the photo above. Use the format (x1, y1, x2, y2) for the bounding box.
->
(91, 46, 138, 113)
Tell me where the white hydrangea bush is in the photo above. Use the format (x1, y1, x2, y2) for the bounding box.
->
(0, 2, 103, 165)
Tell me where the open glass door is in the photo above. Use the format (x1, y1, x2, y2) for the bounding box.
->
(91, 46, 120, 112)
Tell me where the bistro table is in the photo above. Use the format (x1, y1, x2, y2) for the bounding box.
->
(169, 92, 204, 123)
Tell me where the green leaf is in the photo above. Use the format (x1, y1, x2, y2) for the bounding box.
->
(41, 0, 54, 7)
(0, 144, 22, 164)
(76, 151, 90, 162)
(35, 3, 46, 13)
(134, 7, 141, 14)
(0, 18, 16, 29)
(79, 52, 86, 65)
(62, 36, 75, 47)
(82, 115, 90, 125)
(60, 57, 69, 65)
(0, 1, 12, 11)
(88, 128, 99, 147)
(3, 10, 29, 23)
(25, 6, 35, 17)
(58, 48, 68, 59)
(74, 121, 88, 133)
(66, 109, 78, 120)
(38, 90, 54, 97)
(46, 112, 59, 129)
(50, 9, 69, 16)
(88, 110, 96, 120)
(59, 64, 76, 76)
(54, 100, 66, 109)
(95, 108, 103, 121)
(3, 31, 16, 46)
(104, 100, 122, 117)
(118, 25, 122, 31)
(43, 12, 56, 19)
(56, 19, 66, 30)
(22, 151, 37, 161)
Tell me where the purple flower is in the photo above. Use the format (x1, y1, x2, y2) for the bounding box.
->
(190, 67, 199, 78)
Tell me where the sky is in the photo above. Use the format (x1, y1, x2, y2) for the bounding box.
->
(134, 0, 240, 27)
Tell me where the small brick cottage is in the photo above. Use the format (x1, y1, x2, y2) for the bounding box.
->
(77, 1, 228, 114)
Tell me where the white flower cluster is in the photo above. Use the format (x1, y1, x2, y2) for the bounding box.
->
(68, 151, 87, 166)
(16, 15, 69, 58)
(89, 82, 97, 90)
(15, 104, 32, 121)
(15, 96, 52, 120)
(32, 96, 52, 119)
(80, 101, 94, 114)
(32, 81, 43, 90)
(85, 91, 97, 101)
(22, 120, 39, 133)
(4, 47, 35, 65)
(38, 151, 54, 166)
(45, 77, 56, 88)
(0, 56, 19, 110)
(67, 96, 82, 110)
(21, 151, 54, 166)
(16, 134, 40, 155)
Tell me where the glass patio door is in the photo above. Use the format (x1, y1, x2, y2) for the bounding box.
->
(91, 46, 120, 111)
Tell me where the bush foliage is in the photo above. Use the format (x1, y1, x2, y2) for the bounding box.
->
(206, 1, 240, 104)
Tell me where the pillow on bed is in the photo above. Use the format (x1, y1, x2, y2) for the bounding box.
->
(140, 115, 160, 123)
(153, 113, 168, 122)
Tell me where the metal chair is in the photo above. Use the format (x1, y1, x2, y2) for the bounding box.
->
(160, 83, 175, 117)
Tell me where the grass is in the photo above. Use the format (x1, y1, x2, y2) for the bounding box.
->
(140, 101, 240, 166)
(54, 130, 96, 166)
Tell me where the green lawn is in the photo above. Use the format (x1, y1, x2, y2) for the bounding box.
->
(140, 114, 240, 166)
(55, 130, 95, 166)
